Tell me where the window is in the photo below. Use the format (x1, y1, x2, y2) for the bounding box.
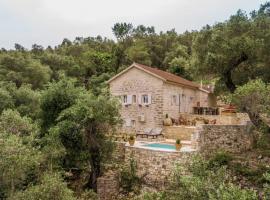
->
(131, 120, 136, 127)
(123, 95, 127, 104)
(172, 95, 177, 105)
(132, 95, 136, 104)
(125, 119, 131, 127)
(142, 94, 148, 104)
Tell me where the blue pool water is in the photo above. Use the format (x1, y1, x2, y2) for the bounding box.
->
(143, 143, 176, 150)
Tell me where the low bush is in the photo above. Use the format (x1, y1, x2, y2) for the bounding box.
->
(231, 163, 270, 185)
(141, 155, 258, 200)
(119, 159, 144, 194)
(208, 151, 233, 168)
(10, 172, 75, 200)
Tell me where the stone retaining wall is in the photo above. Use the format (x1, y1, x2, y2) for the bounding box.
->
(163, 125, 195, 140)
(182, 113, 250, 125)
(125, 146, 195, 187)
(197, 125, 253, 154)
(97, 171, 119, 200)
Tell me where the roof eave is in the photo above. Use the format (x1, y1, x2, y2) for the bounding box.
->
(106, 63, 167, 84)
(164, 80, 199, 90)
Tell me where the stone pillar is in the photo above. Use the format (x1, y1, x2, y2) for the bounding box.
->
(97, 171, 119, 200)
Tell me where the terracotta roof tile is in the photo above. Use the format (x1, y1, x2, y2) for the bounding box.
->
(134, 63, 199, 89)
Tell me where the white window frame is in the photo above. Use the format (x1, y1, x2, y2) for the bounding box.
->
(142, 94, 149, 104)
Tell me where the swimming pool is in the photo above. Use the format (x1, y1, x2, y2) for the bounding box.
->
(143, 143, 176, 150)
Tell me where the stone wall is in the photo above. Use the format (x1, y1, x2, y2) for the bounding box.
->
(125, 146, 195, 187)
(197, 125, 254, 154)
(97, 171, 119, 200)
(182, 113, 250, 125)
(163, 125, 195, 140)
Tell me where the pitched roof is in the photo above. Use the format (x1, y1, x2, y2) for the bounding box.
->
(134, 63, 199, 89)
(107, 62, 207, 91)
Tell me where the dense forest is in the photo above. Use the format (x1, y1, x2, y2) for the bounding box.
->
(0, 2, 270, 200)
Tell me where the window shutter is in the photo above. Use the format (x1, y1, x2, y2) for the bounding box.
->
(125, 119, 131, 127)
(176, 95, 179, 105)
(122, 95, 125, 105)
(138, 94, 142, 105)
(148, 94, 152, 105)
(127, 95, 132, 105)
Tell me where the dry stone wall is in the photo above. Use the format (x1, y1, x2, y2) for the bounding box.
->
(182, 113, 250, 125)
(97, 171, 119, 200)
(163, 125, 195, 140)
(125, 146, 195, 187)
(197, 124, 254, 154)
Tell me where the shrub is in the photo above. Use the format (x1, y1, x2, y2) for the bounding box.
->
(129, 135, 135, 140)
(208, 151, 233, 168)
(176, 139, 181, 144)
(120, 159, 144, 194)
(262, 172, 270, 200)
(231, 163, 270, 185)
(78, 189, 98, 200)
(10, 172, 75, 200)
(160, 155, 258, 200)
(256, 133, 270, 150)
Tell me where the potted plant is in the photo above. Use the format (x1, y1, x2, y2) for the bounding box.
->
(163, 114, 172, 126)
(175, 139, 182, 151)
(129, 135, 135, 146)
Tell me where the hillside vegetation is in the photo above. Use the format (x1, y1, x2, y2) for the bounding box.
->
(0, 2, 270, 200)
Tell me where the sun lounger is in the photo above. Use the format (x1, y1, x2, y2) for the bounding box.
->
(136, 128, 152, 138)
(148, 128, 164, 139)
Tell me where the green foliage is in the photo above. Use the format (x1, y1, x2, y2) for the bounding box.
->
(0, 2, 269, 199)
(231, 162, 270, 185)
(0, 88, 14, 113)
(112, 23, 134, 40)
(232, 79, 270, 132)
(10, 172, 76, 200)
(208, 151, 233, 168)
(0, 109, 38, 136)
(232, 79, 270, 114)
(11, 84, 41, 119)
(120, 159, 143, 194)
(0, 53, 52, 89)
(0, 132, 42, 197)
(176, 139, 181, 144)
(162, 156, 258, 200)
(78, 189, 98, 200)
(40, 77, 83, 134)
(263, 172, 270, 200)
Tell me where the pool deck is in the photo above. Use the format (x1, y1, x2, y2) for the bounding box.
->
(126, 140, 197, 153)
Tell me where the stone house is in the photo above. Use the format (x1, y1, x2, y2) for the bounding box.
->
(107, 63, 216, 133)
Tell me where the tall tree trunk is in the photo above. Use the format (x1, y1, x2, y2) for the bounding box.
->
(87, 150, 101, 191)
(223, 52, 248, 93)
(222, 52, 270, 133)
(84, 123, 102, 191)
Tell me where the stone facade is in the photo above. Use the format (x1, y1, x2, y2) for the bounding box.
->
(108, 65, 213, 134)
(196, 125, 254, 154)
(109, 67, 164, 133)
